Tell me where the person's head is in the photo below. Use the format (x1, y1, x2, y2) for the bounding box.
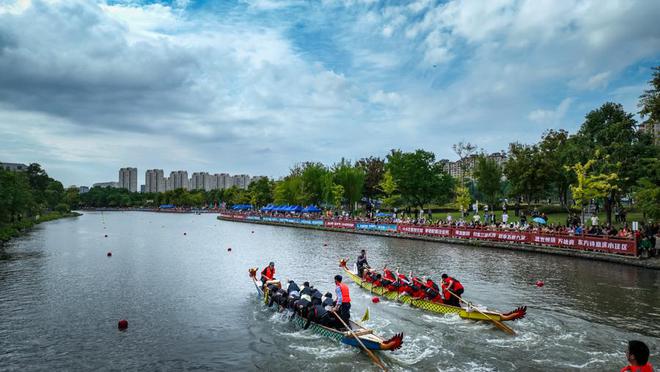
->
(269, 262, 275, 268)
(360, 249, 366, 255)
(334, 275, 342, 283)
(441, 274, 448, 281)
(324, 292, 332, 298)
(303, 281, 310, 287)
(626, 340, 650, 366)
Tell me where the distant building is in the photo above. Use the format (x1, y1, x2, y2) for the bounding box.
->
(93, 181, 119, 188)
(118, 167, 138, 192)
(443, 152, 507, 181)
(168, 170, 189, 190)
(214, 173, 232, 190)
(79, 186, 90, 194)
(190, 172, 213, 191)
(232, 174, 251, 189)
(640, 121, 660, 145)
(140, 184, 146, 193)
(145, 169, 166, 193)
(0, 162, 28, 172)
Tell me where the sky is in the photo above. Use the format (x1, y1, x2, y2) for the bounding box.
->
(0, 0, 659, 187)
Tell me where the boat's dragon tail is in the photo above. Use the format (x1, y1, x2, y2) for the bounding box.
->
(380, 332, 404, 351)
(500, 306, 527, 321)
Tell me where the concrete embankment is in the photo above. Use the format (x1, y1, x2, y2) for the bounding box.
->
(217, 216, 660, 270)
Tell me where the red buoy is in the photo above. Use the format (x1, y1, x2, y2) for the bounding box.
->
(536, 280, 545, 287)
(118, 319, 128, 330)
(107, 252, 112, 257)
(372, 297, 380, 303)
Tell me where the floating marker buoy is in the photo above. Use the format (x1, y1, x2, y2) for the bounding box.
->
(118, 319, 128, 330)
(372, 297, 380, 303)
(107, 252, 112, 257)
(536, 280, 544, 287)
(183, 232, 187, 235)
(227, 248, 232, 252)
(104, 234, 108, 238)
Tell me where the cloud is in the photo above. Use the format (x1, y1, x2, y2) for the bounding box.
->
(528, 98, 574, 125)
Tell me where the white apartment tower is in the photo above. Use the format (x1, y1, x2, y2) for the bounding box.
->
(168, 170, 189, 190)
(118, 167, 138, 192)
(145, 169, 166, 193)
(232, 174, 251, 190)
(190, 172, 213, 191)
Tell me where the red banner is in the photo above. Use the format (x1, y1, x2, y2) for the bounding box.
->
(324, 221, 356, 229)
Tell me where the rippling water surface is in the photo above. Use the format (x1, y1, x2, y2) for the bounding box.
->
(0, 212, 658, 371)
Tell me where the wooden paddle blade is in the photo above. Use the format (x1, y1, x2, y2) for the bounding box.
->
(491, 319, 516, 335)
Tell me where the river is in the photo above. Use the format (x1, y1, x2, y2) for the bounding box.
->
(0, 212, 658, 371)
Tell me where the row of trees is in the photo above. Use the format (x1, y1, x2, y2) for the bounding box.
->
(0, 164, 74, 227)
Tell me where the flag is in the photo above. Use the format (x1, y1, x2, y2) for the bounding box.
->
(361, 307, 370, 322)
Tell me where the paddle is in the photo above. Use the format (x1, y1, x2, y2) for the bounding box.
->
(446, 288, 516, 335)
(330, 311, 387, 371)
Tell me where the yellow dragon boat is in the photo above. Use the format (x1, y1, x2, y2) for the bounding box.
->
(339, 259, 526, 334)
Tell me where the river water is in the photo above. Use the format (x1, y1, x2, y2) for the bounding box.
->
(0, 212, 658, 371)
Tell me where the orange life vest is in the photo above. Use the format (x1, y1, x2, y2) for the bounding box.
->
(621, 363, 654, 372)
(261, 266, 275, 280)
(337, 282, 351, 303)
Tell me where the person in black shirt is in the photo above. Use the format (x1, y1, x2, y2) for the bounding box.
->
(357, 249, 369, 278)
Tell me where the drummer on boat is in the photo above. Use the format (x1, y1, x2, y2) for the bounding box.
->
(260, 261, 276, 286)
(333, 275, 351, 328)
(357, 249, 369, 277)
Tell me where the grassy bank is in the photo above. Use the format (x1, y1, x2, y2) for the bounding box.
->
(0, 211, 82, 244)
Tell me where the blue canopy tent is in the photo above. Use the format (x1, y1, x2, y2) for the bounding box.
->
(232, 204, 253, 211)
(375, 212, 392, 217)
(159, 204, 175, 209)
(302, 205, 322, 213)
(260, 204, 274, 212)
(290, 205, 303, 213)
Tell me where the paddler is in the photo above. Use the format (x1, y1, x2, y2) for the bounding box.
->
(424, 277, 442, 302)
(260, 262, 276, 286)
(333, 275, 351, 328)
(441, 273, 464, 307)
(357, 249, 369, 278)
(621, 340, 653, 372)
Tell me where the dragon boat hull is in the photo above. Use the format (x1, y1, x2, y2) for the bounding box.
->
(340, 261, 526, 323)
(249, 268, 403, 352)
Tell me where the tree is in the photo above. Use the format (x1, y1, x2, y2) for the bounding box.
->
(331, 184, 344, 210)
(332, 159, 365, 211)
(248, 177, 273, 207)
(635, 179, 660, 220)
(386, 149, 454, 209)
(503, 143, 546, 203)
(574, 102, 653, 224)
(473, 155, 502, 208)
(299, 162, 329, 205)
(377, 170, 401, 209)
(454, 185, 471, 217)
(567, 157, 619, 223)
(538, 129, 576, 207)
(639, 66, 660, 130)
(452, 141, 478, 186)
(356, 157, 385, 200)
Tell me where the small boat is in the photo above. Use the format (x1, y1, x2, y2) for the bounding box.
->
(339, 259, 526, 334)
(248, 268, 404, 352)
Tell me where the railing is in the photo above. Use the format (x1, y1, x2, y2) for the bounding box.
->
(218, 213, 637, 256)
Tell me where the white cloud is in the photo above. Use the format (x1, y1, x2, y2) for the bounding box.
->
(528, 98, 574, 125)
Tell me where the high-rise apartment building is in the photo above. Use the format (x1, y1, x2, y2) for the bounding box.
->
(214, 173, 232, 190)
(190, 172, 213, 191)
(232, 174, 251, 190)
(118, 167, 138, 192)
(145, 169, 166, 193)
(168, 170, 189, 190)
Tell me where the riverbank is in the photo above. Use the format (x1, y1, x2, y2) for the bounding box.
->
(0, 211, 82, 245)
(217, 215, 660, 270)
